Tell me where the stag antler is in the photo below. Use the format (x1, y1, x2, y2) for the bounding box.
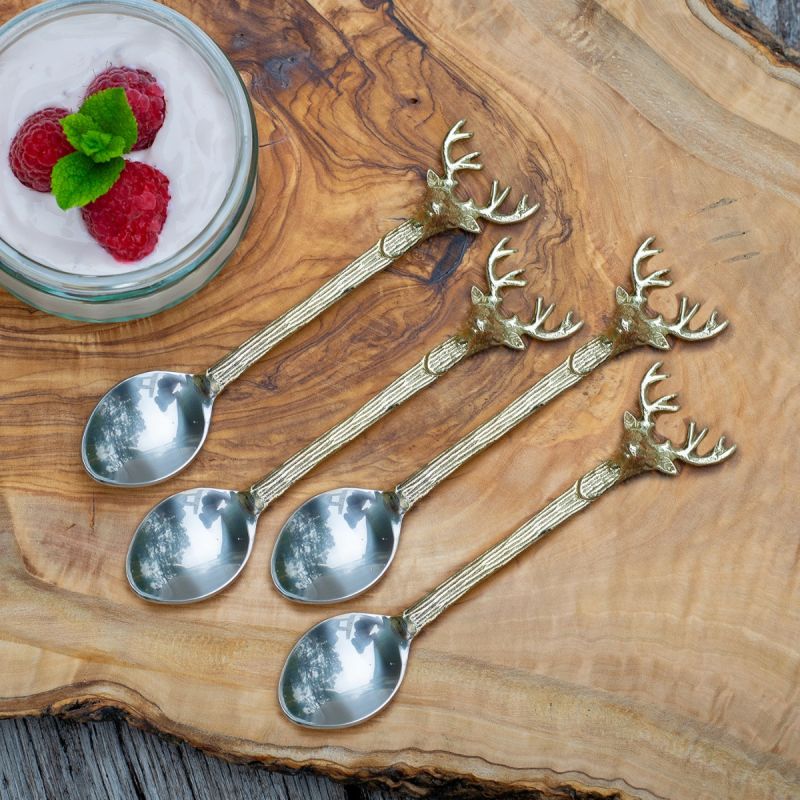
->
(485, 237, 526, 301)
(662, 296, 727, 341)
(630, 236, 670, 301)
(424, 121, 539, 234)
(620, 362, 736, 476)
(441, 120, 482, 184)
(468, 238, 582, 350)
(611, 237, 729, 352)
(472, 179, 536, 226)
(671, 420, 734, 466)
(638, 363, 679, 429)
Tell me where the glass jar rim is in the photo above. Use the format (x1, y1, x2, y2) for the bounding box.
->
(0, 0, 257, 302)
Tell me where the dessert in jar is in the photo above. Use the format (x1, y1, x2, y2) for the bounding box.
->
(0, 0, 257, 321)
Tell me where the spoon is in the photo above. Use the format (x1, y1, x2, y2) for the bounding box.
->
(272, 236, 729, 602)
(126, 241, 581, 603)
(82, 119, 537, 487)
(278, 361, 736, 728)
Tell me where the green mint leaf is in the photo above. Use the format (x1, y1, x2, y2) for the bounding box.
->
(62, 111, 128, 162)
(61, 90, 136, 163)
(80, 130, 112, 155)
(77, 130, 126, 162)
(51, 152, 124, 210)
(78, 87, 138, 153)
(81, 131, 112, 156)
(60, 112, 96, 151)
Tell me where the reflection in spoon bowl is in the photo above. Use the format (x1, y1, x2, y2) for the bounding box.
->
(82, 371, 214, 486)
(279, 613, 410, 729)
(270, 239, 733, 607)
(126, 487, 257, 603)
(271, 489, 404, 603)
(121, 237, 582, 602)
(278, 362, 736, 728)
(81, 121, 537, 488)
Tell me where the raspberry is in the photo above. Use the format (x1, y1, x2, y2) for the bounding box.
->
(9, 107, 74, 192)
(82, 161, 170, 262)
(85, 67, 166, 150)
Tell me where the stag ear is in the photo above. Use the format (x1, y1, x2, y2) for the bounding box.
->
(459, 215, 482, 234)
(647, 330, 670, 350)
(615, 286, 630, 305)
(427, 169, 440, 188)
(503, 331, 526, 350)
(471, 286, 486, 304)
(623, 410, 637, 430)
(655, 453, 679, 475)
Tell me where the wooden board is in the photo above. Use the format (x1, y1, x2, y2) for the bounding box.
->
(0, 716, 374, 800)
(1, 1, 799, 797)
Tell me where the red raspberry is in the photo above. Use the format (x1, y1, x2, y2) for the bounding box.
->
(85, 67, 166, 150)
(82, 161, 170, 262)
(8, 107, 74, 192)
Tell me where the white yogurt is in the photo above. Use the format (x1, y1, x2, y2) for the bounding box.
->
(0, 12, 237, 275)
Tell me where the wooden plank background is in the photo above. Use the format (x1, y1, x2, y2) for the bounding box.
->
(1, 1, 798, 799)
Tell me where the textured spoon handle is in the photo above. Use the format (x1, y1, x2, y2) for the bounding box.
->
(395, 335, 614, 508)
(402, 460, 621, 634)
(249, 335, 471, 509)
(205, 219, 426, 393)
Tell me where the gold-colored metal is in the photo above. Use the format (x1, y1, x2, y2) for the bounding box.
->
(401, 362, 736, 636)
(249, 240, 580, 510)
(205, 120, 538, 394)
(416, 120, 536, 236)
(396, 236, 728, 510)
(604, 237, 727, 355)
(465, 240, 578, 350)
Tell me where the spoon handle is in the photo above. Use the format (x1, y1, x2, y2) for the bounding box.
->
(401, 361, 736, 636)
(395, 334, 614, 508)
(402, 460, 622, 633)
(205, 219, 426, 392)
(249, 335, 472, 509)
(395, 236, 730, 509)
(249, 238, 583, 511)
(205, 119, 539, 394)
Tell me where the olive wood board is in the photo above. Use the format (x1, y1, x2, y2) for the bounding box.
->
(1, 1, 798, 798)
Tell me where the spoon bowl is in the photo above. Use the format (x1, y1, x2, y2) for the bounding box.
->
(82, 371, 214, 486)
(278, 612, 410, 728)
(271, 488, 404, 603)
(126, 487, 257, 603)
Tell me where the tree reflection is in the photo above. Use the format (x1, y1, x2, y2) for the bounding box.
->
(85, 390, 147, 477)
(275, 491, 400, 599)
(128, 496, 190, 594)
(282, 622, 344, 721)
(274, 499, 338, 592)
(281, 615, 407, 726)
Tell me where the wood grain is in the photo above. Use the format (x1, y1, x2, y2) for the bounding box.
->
(0, 716, 370, 800)
(1, 1, 799, 798)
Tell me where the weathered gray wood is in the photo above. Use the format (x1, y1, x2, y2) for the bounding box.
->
(0, 717, 405, 800)
(751, 0, 800, 47)
(0, 2, 794, 800)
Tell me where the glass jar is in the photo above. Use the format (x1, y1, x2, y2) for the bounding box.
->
(0, 0, 258, 322)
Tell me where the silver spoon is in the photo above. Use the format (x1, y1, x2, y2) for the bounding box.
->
(272, 237, 729, 602)
(278, 362, 736, 728)
(82, 120, 537, 487)
(126, 241, 581, 603)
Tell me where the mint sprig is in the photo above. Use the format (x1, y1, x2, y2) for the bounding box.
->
(52, 88, 138, 210)
(51, 153, 125, 210)
(61, 113, 126, 162)
(76, 88, 138, 154)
